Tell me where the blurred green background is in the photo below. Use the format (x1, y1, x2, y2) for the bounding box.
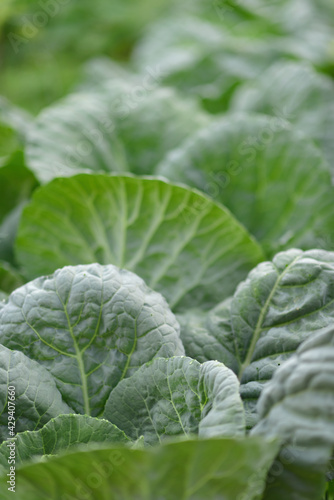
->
(0, 0, 333, 114)
(0, 0, 181, 113)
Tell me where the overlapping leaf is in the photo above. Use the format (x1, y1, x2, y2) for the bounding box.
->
(232, 61, 334, 167)
(0, 151, 38, 224)
(0, 260, 24, 294)
(133, 3, 334, 113)
(178, 249, 334, 427)
(177, 298, 238, 372)
(25, 84, 209, 183)
(0, 151, 38, 265)
(0, 414, 130, 470)
(157, 113, 334, 254)
(103, 356, 245, 444)
(253, 326, 334, 500)
(78, 67, 211, 174)
(0, 345, 71, 442)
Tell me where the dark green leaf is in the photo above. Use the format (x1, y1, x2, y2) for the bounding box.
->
(253, 326, 334, 500)
(0, 151, 38, 224)
(0, 263, 183, 416)
(176, 249, 334, 427)
(0, 260, 24, 294)
(26, 93, 128, 183)
(232, 61, 334, 167)
(103, 356, 245, 444)
(0, 414, 130, 468)
(0, 345, 71, 443)
(177, 298, 238, 372)
(157, 114, 334, 255)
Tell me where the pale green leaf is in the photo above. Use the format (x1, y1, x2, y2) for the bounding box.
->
(110, 86, 210, 175)
(25, 85, 209, 182)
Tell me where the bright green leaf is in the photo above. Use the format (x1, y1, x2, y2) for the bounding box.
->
(0, 437, 280, 500)
(0, 97, 30, 158)
(15, 174, 264, 311)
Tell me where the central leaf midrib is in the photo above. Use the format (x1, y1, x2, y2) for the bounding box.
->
(63, 304, 90, 415)
(238, 255, 300, 381)
(55, 276, 90, 416)
(119, 318, 137, 382)
(166, 370, 187, 436)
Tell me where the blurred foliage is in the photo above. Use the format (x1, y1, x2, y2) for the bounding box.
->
(0, 0, 178, 113)
(0, 0, 334, 113)
(0, 0, 333, 113)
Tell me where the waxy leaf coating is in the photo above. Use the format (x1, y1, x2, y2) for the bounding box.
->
(0, 263, 183, 416)
(234, 249, 334, 425)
